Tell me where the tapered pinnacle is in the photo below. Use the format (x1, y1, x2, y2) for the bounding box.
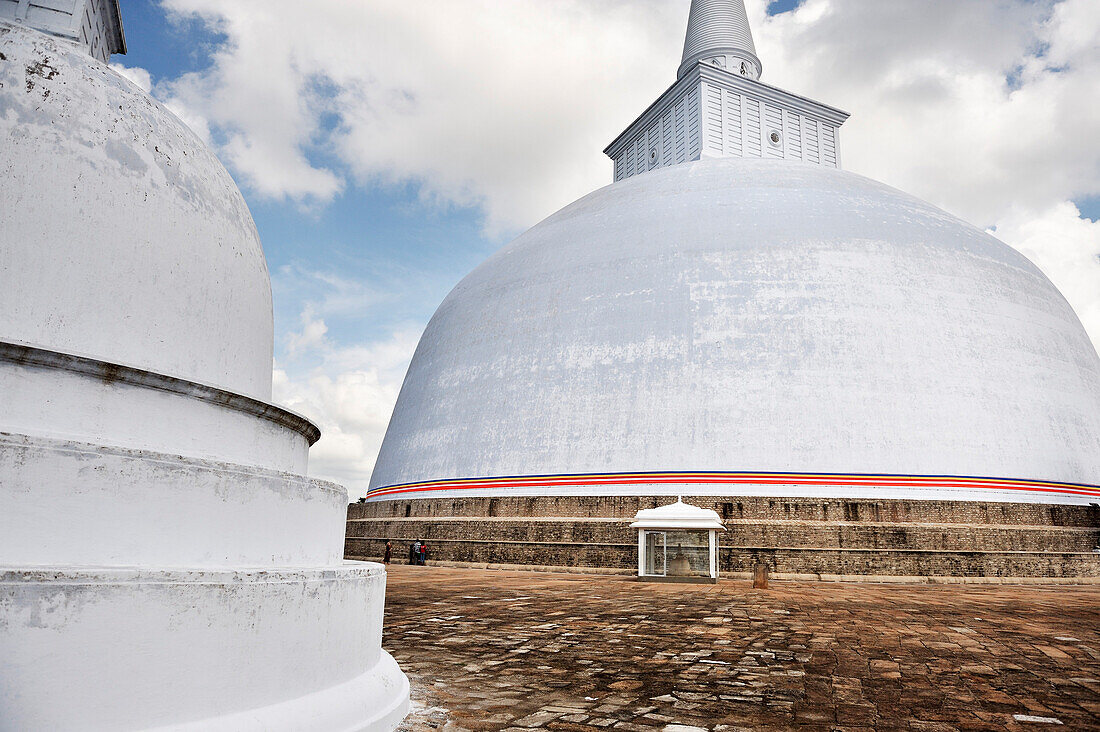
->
(678, 0, 762, 80)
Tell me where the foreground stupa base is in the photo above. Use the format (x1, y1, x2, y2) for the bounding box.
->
(0, 348, 409, 731)
(0, 563, 409, 731)
(348, 496, 1100, 582)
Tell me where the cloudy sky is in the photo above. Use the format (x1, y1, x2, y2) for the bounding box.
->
(113, 0, 1100, 499)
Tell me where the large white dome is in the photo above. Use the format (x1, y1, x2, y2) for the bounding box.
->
(370, 157, 1100, 502)
(0, 21, 272, 399)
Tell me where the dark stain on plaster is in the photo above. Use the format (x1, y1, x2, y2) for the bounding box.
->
(25, 55, 58, 95)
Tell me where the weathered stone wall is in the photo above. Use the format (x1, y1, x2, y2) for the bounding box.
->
(351, 495, 1100, 526)
(349, 536, 1100, 579)
(347, 496, 1100, 579)
(350, 518, 1099, 552)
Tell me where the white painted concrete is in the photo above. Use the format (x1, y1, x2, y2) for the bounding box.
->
(0, 342, 311, 473)
(0, 564, 409, 732)
(371, 158, 1100, 502)
(0, 22, 272, 400)
(608, 66, 847, 181)
(148, 656, 409, 732)
(0, 432, 347, 568)
(630, 499, 725, 531)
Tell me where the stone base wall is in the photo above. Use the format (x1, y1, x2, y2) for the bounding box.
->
(347, 496, 1100, 580)
(351, 518, 1099, 552)
(353, 495, 1100, 526)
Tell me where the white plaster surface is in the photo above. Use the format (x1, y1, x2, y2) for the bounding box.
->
(631, 499, 725, 530)
(0, 564, 409, 732)
(608, 66, 846, 182)
(0, 21, 273, 400)
(0, 352, 309, 473)
(0, 432, 346, 568)
(372, 158, 1100, 501)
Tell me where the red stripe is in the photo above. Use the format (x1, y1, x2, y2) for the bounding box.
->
(366, 472, 1100, 500)
(374, 474, 1088, 490)
(371, 475, 1088, 489)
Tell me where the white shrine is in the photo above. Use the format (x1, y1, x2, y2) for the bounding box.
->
(632, 500, 725, 584)
(0, 2, 409, 729)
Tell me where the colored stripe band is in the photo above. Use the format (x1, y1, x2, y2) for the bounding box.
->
(366, 471, 1100, 500)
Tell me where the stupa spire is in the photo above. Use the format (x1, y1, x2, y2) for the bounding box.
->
(679, 0, 761, 81)
(604, 0, 847, 181)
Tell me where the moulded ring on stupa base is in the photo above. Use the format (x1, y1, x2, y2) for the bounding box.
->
(0, 563, 410, 732)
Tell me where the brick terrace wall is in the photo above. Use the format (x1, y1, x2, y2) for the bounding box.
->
(351, 519, 1099, 552)
(351, 495, 1100, 527)
(350, 536, 1100, 579)
(348, 496, 1100, 579)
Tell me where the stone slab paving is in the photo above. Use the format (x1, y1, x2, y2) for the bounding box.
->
(383, 565, 1100, 731)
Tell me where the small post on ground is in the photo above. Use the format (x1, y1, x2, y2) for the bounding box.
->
(753, 562, 769, 589)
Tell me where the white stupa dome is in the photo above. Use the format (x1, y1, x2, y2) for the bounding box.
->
(370, 158, 1100, 503)
(0, 22, 272, 399)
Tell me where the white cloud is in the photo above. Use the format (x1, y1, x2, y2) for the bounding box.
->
(755, 0, 1100, 228)
(159, 0, 684, 226)
(110, 62, 152, 92)
(153, 0, 1100, 230)
(274, 325, 422, 498)
(284, 307, 329, 356)
(160, 0, 345, 205)
(272, 265, 390, 321)
(271, 265, 425, 497)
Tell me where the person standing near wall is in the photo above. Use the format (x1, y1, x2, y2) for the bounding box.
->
(411, 540, 421, 565)
(383, 540, 392, 564)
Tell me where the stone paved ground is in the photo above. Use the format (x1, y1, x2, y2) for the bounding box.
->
(383, 565, 1100, 731)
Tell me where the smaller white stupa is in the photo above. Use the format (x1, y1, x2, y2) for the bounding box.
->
(0, 2, 408, 729)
